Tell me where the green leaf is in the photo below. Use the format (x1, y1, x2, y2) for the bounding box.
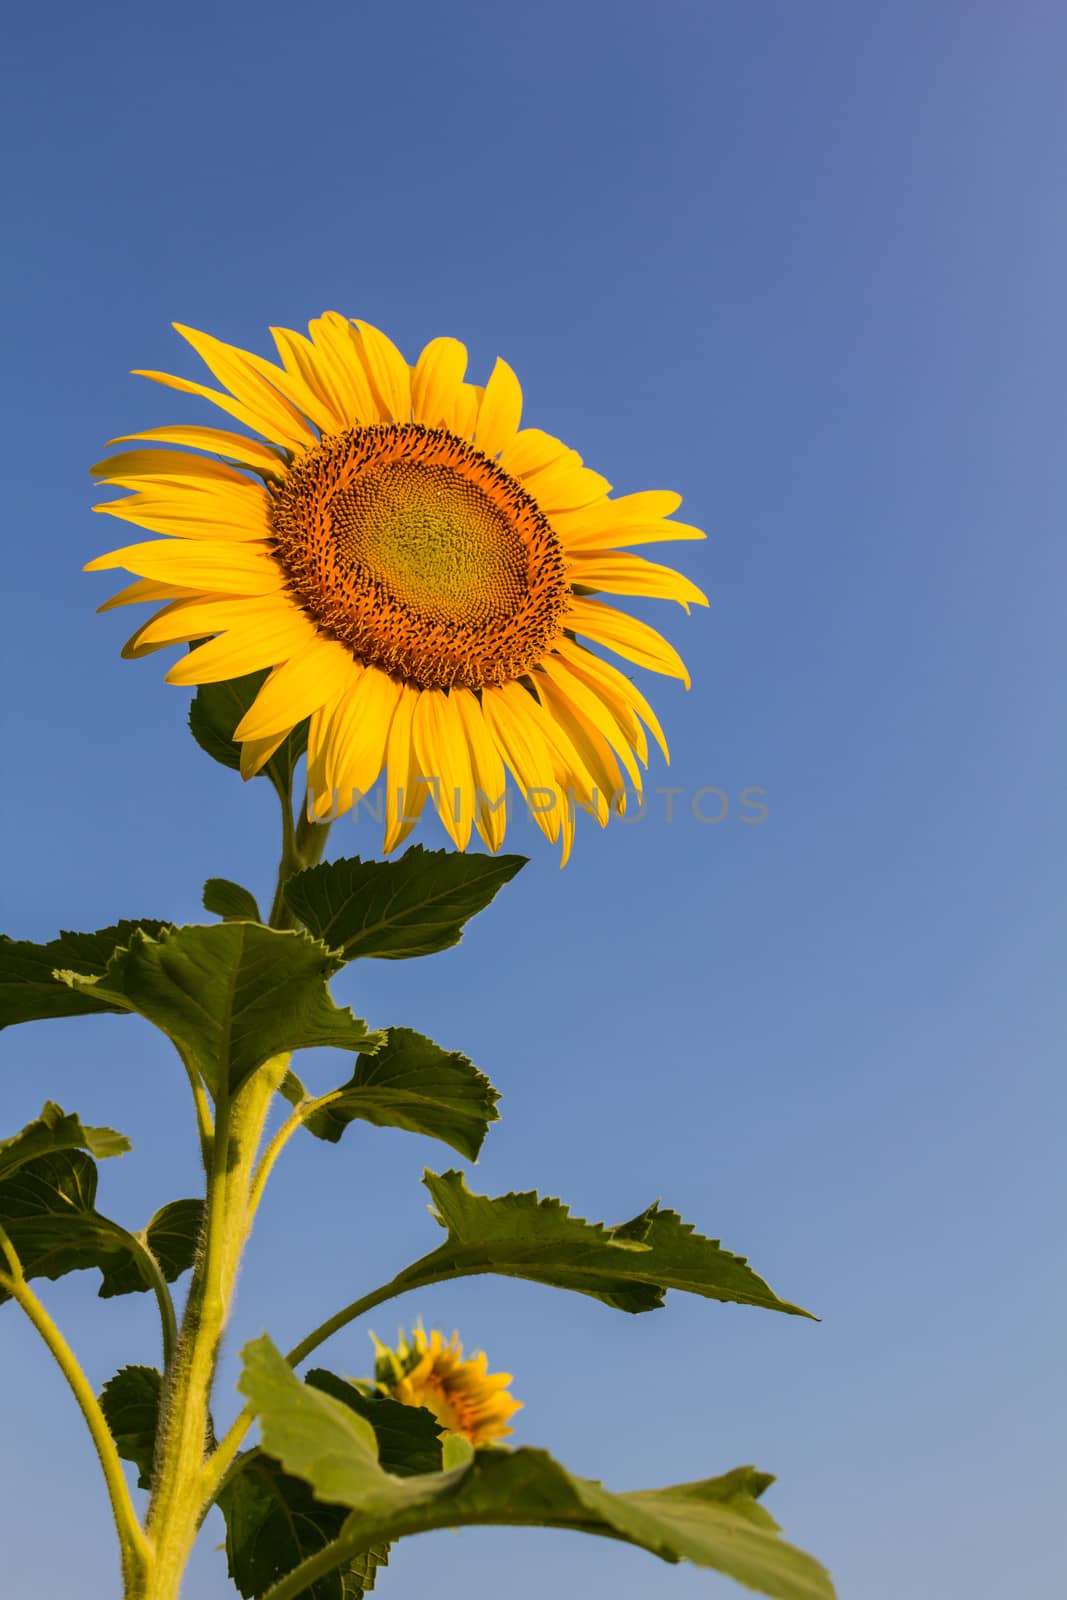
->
(219, 1453, 389, 1599)
(0, 1110, 198, 1304)
(96, 1198, 203, 1298)
(238, 1335, 835, 1600)
(0, 1102, 130, 1180)
(203, 878, 263, 923)
(304, 1371, 444, 1477)
(189, 669, 308, 794)
(283, 846, 526, 961)
(99, 1365, 161, 1491)
(141, 1197, 203, 1279)
(345, 1547, 389, 1598)
(362, 1454, 832, 1600)
(379, 1170, 812, 1318)
(219, 1372, 435, 1598)
(238, 1336, 386, 1508)
(59, 924, 383, 1098)
(291, 1029, 499, 1160)
(0, 1151, 137, 1301)
(0, 921, 169, 1031)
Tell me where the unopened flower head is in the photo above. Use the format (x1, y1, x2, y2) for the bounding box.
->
(373, 1324, 521, 1447)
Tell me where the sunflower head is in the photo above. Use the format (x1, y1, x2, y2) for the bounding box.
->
(87, 314, 707, 862)
(372, 1323, 521, 1447)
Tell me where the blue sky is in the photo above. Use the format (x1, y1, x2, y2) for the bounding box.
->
(1, 2, 1064, 1596)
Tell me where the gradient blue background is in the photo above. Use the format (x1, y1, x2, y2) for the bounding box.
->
(1, 3, 1063, 1596)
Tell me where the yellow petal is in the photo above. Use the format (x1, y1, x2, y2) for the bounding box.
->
(452, 383, 483, 441)
(557, 516, 706, 552)
(480, 684, 562, 845)
(133, 593, 299, 649)
(520, 449, 611, 512)
(108, 426, 287, 479)
(91, 449, 264, 492)
(560, 650, 648, 765)
(85, 538, 284, 594)
(555, 638, 669, 763)
(236, 325, 342, 434)
(304, 696, 342, 804)
(121, 594, 245, 659)
(413, 690, 475, 850)
(552, 491, 706, 549)
(133, 368, 305, 450)
(270, 325, 350, 434)
(172, 323, 317, 451)
(534, 676, 625, 821)
(567, 551, 708, 610)
(353, 320, 412, 424)
(316, 667, 363, 796)
(325, 665, 400, 800)
(501, 427, 574, 482)
(452, 690, 508, 851)
(566, 597, 691, 686)
(93, 487, 269, 542)
(412, 337, 469, 430)
(122, 604, 190, 660)
(537, 659, 643, 790)
(97, 577, 199, 613)
(234, 639, 358, 740)
(383, 683, 429, 852)
(308, 314, 381, 426)
(559, 490, 683, 528)
(239, 728, 291, 780)
(188, 325, 343, 442)
(165, 610, 319, 685)
(473, 358, 523, 458)
(556, 785, 576, 867)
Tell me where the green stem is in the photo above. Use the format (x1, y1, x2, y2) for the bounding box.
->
(247, 1101, 306, 1220)
(268, 792, 330, 930)
(135, 789, 332, 1591)
(0, 1229, 150, 1590)
(267, 772, 297, 926)
(258, 1508, 595, 1600)
(139, 1055, 290, 1600)
(141, 1081, 233, 1594)
(197, 1408, 250, 1521)
(257, 1532, 366, 1600)
(181, 1053, 214, 1172)
(124, 1229, 179, 1367)
(285, 1280, 406, 1370)
(247, 1086, 348, 1221)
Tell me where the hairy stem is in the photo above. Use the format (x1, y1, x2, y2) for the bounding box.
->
(246, 1100, 307, 1221)
(138, 1055, 290, 1600)
(133, 792, 332, 1593)
(247, 1085, 349, 1220)
(0, 1228, 150, 1590)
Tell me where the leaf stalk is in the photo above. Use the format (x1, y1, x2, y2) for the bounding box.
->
(0, 1227, 151, 1591)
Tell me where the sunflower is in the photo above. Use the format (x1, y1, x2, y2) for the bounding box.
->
(372, 1324, 521, 1448)
(87, 316, 707, 861)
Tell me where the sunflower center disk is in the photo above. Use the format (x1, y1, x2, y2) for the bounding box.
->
(270, 424, 569, 690)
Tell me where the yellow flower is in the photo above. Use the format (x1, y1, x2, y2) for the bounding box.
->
(373, 1324, 521, 1447)
(87, 316, 707, 861)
